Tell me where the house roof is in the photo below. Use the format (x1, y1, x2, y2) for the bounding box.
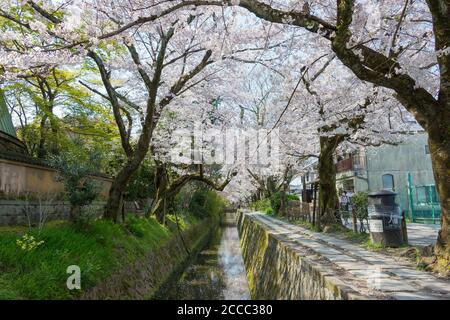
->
(0, 89, 17, 138)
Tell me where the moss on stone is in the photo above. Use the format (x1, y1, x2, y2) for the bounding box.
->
(237, 211, 366, 300)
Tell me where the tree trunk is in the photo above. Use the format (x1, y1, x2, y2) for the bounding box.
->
(427, 1, 450, 273)
(37, 115, 48, 158)
(266, 176, 278, 198)
(428, 124, 450, 273)
(352, 211, 358, 233)
(318, 136, 341, 225)
(279, 185, 287, 216)
(104, 156, 145, 222)
(104, 173, 126, 222)
(149, 163, 169, 224)
(69, 204, 81, 223)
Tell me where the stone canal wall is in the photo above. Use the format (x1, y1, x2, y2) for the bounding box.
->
(237, 211, 365, 300)
(0, 199, 145, 226)
(237, 211, 450, 300)
(81, 217, 218, 299)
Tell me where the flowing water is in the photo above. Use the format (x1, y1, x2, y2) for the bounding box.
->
(160, 212, 250, 300)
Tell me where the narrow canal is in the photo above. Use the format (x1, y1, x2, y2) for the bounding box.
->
(160, 212, 250, 300)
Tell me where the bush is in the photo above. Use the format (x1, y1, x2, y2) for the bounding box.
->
(124, 159, 156, 201)
(265, 208, 273, 215)
(287, 194, 299, 201)
(250, 198, 271, 211)
(352, 192, 369, 232)
(50, 148, 101, 223)
(268, 192, 298, 215)
(188, 188, 226, 221)
(165, 214, 189, 233)
(352, 192, 369, 220)
(270, 192, 287, 215)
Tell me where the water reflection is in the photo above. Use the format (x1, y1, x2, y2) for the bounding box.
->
(161, 215, 250, 300)
(219, 226, 250, 300)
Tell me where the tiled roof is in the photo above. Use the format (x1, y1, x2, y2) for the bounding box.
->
(0, 89, 17, 138)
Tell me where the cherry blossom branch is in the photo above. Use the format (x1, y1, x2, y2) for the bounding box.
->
(86, 50, 134, 158)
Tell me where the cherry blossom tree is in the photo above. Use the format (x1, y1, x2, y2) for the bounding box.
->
(2, 0, 450, 270)
(220, 46, 414, 225)
(166, 0, 450, 273)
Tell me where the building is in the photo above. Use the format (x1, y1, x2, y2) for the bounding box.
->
(0, 90, 29, 157)
(0, 90, 112, 201)
(290, 158, 318, 203)
(336, 131, 439, 223)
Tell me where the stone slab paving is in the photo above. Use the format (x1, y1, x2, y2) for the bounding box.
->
(407, 223, 440, 246)
(247, 212, 450, 300)
(343, 221, 440, 247)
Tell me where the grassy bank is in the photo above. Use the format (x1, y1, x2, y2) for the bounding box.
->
(0, 185, 226, 299)
(0, 214, 198, 299)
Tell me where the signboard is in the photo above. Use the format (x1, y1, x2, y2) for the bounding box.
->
(370, 220, 384, 233)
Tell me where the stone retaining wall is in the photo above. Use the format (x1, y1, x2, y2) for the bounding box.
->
(237, 211, 365, 300)
(0, 200, 143, 226)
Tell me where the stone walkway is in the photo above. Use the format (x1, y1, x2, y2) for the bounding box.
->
(406, 223, 440, 247)
(343, 221, 440, 247)
(248, 212, 450, 300)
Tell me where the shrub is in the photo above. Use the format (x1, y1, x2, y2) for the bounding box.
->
(124, 159, 156, 201)
(265, 208, 273, 215)
(287, 194, 299, 201)
(270, 192, 287, 215)
(352, 192, 369, 220)
(250, 198, 271, 211)
(188, 188, 226, 221)
(50, 149, 101, 223)
(165, 214, 189, 233)
(352, 192, 369, 232)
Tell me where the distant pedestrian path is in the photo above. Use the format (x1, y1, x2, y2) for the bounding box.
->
(250, 212, 450, 299)
(342, 220, 440, 247)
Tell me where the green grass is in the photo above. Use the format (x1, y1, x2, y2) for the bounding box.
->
(363, 239, 384, 250)
(341, 229, 370, 244)
(0, 214, 178, 299)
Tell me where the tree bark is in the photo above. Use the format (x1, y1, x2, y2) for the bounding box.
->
(150, 163, 170, 224)
(37, 114, 48, 158)
(428, 120, 450, 271)
(427, 0, 450, 270)
(104, 149, 149, 221)
(318, 136, 341, 225)
(69, 204, 81, 223)
(279, 184, 287, 216)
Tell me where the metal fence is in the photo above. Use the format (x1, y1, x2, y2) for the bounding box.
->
(406, 173, 441, 224)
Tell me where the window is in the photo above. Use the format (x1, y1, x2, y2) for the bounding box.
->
(416, 185, 439, 204)
(425, 145, 430, 154)
(382, 174, 395, 191)
(417, 187, 427, 204)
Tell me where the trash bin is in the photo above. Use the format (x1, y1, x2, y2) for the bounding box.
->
(368, 190, 404, 247)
